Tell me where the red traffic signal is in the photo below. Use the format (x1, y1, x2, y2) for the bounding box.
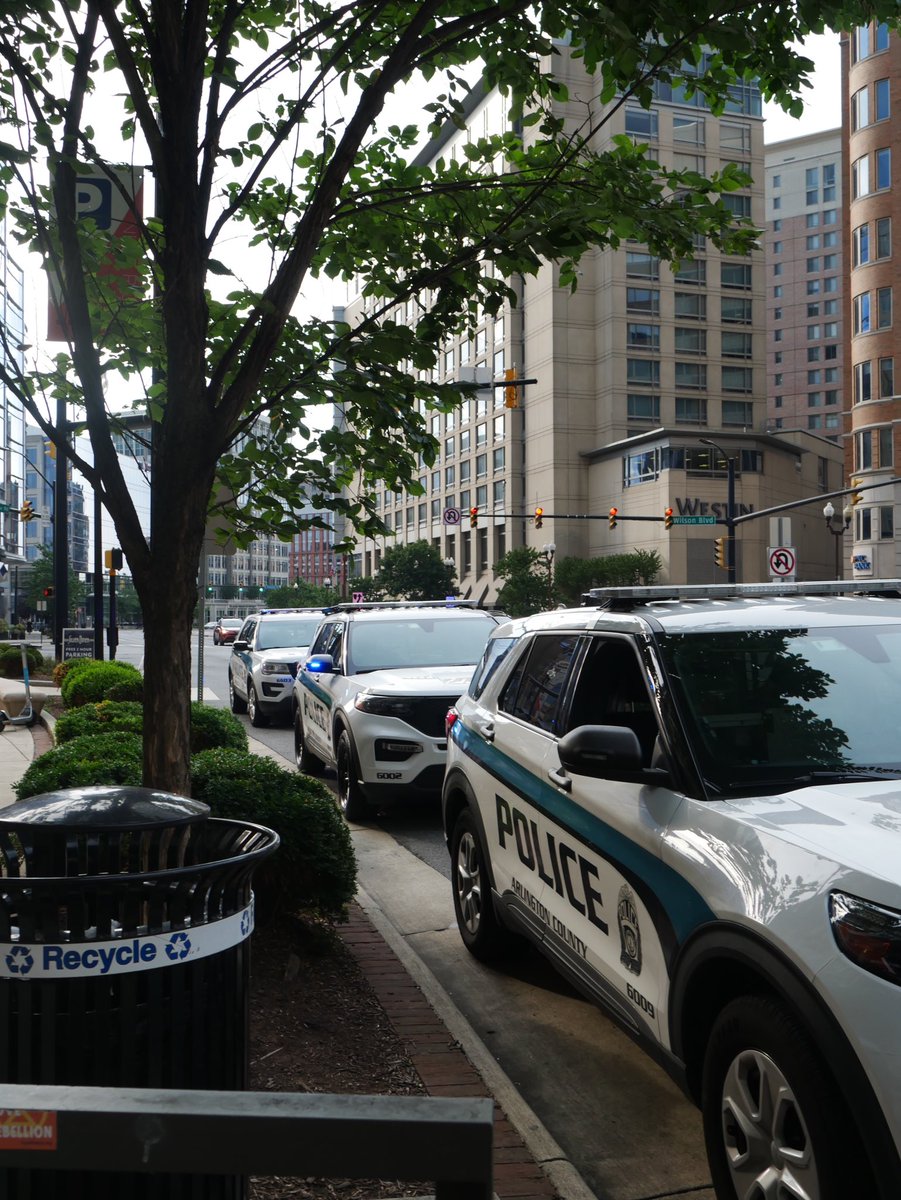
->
(469, 507, 478, 528)
(608, 507, 618, 530)
(43, 586, 54, 598)
(664, 507, 674, 530)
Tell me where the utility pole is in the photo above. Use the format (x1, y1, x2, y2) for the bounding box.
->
(53, 398, 69, 660)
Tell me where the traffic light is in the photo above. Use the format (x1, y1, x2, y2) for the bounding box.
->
(608, 507, 618, 530)
(43, 586, 54, 598)
(850, 478, 864, 506)
(470, 506, 478, 529)
(20, 500, 33, 522)
(504, 367, 518, 409)
(664, 507, 674, 531)
(534, 506, 544, 529)
(714, 537, 728, 570)
(104, 548, 123, 571)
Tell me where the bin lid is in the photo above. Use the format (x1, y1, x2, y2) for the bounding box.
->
(0, 786, 210, 830)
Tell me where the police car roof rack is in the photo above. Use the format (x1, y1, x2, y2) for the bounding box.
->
(256, 607, 327, 615)
(582, 579, 901, 612)
(322, 599, 481, 614)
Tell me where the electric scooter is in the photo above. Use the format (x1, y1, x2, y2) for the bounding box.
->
(0, 642, 36, 730)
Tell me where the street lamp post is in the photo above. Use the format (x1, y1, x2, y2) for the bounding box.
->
(700, 438, 736, 584)
(823, 501, 852, 581)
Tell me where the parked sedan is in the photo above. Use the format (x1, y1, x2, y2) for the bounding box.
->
(213, 618, 243, 645)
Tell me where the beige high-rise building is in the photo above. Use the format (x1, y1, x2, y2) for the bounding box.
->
(343, 49, 843, 598)
(843, 19, 901, 580)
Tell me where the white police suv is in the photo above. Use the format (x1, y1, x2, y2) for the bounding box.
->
(443, 580, 901, 1200)
(293, 601, 501, 820)
(228, 608, 327, 727)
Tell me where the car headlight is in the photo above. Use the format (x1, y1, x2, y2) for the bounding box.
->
(354, 694, 414, 719)
(830, 890, 901, 985)
(262, 661, 295, 676)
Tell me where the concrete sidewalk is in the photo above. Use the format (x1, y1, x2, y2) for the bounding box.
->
(0, 695, 56, 807)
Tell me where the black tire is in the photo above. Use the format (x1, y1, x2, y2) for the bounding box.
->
(213, 632, 220, 646)
(247, 683, 269, 728)
(702, 994, 860, 1200)
(228, 673, 247, 714)
(450, 808, 515, 962)
(294, 708, 324, 775)
(336, 729, 370, 822)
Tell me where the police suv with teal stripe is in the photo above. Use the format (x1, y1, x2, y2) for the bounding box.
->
(443, 580, 901, 1200)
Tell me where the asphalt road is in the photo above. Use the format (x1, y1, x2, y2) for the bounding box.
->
(127, 627, 714, 1200)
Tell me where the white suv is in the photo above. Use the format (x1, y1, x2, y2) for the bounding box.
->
(228, 608, 327, 727)
(293, 602, 501, 820)
(443, 580, 901, 1200)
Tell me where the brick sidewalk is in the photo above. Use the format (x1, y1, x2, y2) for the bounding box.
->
(338, 905, 557, 1200)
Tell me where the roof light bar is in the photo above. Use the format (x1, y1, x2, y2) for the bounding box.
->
(582, 580, 901, 605)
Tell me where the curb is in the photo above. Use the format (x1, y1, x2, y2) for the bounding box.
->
(342, 892, 597, 1200)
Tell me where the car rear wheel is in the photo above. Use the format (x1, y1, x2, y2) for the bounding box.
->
(702, 994, 859, 1200)
(336, 730, 370, 822)
(247, 683, 269, 728)
(294, 709, 324, 775)
(228, 673, 247, 714)
(451, 808, 515, 962)
(213, 632, 220, 645)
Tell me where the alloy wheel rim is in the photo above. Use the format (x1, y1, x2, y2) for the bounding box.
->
(720, 1048, 820, 1200)
(455, 831, 482, 935)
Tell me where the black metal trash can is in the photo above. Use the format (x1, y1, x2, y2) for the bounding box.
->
(0, 785, 279, 1200)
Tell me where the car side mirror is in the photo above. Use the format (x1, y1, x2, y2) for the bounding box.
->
(557, 725, 671, 786)
(233, 639, 249, 651)
(305, 653, 336, 675)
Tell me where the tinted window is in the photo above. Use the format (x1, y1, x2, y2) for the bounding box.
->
(500, 634, 580, 734)
(347, 615, 495, 672)
(469, 637, 517, 699)
(257, 618, 323, 650)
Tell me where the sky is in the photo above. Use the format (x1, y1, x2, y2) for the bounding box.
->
(762, 33, 842, 143)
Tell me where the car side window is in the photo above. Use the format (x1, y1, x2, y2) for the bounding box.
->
(309, 622, 336, 656)
(239, 619, 256, 643)
(565, 636, 659, 764)
(499, 634, 580, 734)
(469, 637, 517, 699)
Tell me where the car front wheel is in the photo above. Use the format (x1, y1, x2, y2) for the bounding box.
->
(450, 808, 515, 962)
(702, 994, 859, 1200)
(247, 683, 269, 728)
(336, 730, 370, 822)
(228, 673, 247, 714)
(294, 709, 324, 775)
(213, 632, 220, 645)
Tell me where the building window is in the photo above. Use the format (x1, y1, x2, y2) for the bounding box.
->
(823, 162, 837, 201)
(722, 400, 753, 425)
(876, 148, 892, 190)
(626, 287, 660, 315)
(627, 322, 660, 350)
(722, 366, 752, 392)
(492, 447, 505, 472)
(808, 370, 821, 385)
(673, 114, 705, 144)
(853, 224, 869, 266)
(626, 251, 659, 280)
(475, 454, 487, 478)
(625, 107, 658, 139)
(876, 22, 890, 51)
(823, 209, 837, 224)
(807, 303, 820, 317)
(675, 396, 707, 424)
(853, 155, 870, 198)
(853, 293, 871, 334)
(879, 357, 895, 397)
(673, 259, 706, 285)
(722, 262, 752, 289)
(877, 216, 892, 258)
(806, 212, 820, 228)
(807, 347, 820, 362)
(773, 240, 783, 253)
(807, 234, 821, 250)
(852, 86, 870, 130)
(627, 393, 661, 422)
(627, 358, 661, 386)
(808, 392, 822, 407)
(675, 361, 706, 390)
(722, 332, 752, 358)
(854, 361, 873, 403)
(875, 78, 890, 121)
(675, 326, 706, 355)
(721, 296, 751, 323)
(675, 291, 706, 320)
(878, 286, 892, 328)
(856, 429, 874, 470)
(879, 425, 894, 468)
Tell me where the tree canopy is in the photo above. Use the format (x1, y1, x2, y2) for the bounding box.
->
(0, 0, 893, 791)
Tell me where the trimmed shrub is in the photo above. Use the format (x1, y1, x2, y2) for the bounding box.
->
(15, 732, 143, 800)
(53, 701, 247, 755)
(191, 748, 356, 920)
(107, 678, 145, 703)
(188, 704, 248, 754)
(0, 642, 50, 679)
(53, 700, 145, 744)
(61, 661, 144, 708)
(53, 657, 104, 690)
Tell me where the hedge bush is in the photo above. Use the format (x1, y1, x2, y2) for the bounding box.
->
(191, 748, 356, 920)
(53, 701, 247, 754)
(53, 656, 100, 690)
(60, 661, 144, 708)
(0, 642, 51, 679)
(15, 732, 143, 799)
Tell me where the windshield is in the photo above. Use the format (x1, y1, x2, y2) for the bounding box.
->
(349, 615, 494, 671)
(658, 624, 901, 793)
(257, 619, 322, 650)
(220, 619, 242, 629)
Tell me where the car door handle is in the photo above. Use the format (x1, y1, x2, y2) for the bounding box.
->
(473, 720, 495, 742)
(547, 767, 572, 792)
